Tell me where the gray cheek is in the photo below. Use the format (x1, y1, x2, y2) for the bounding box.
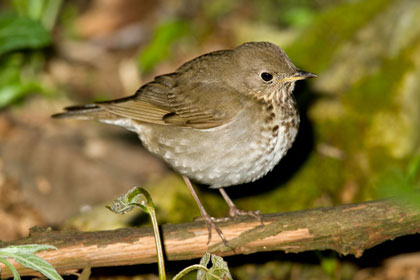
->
(243, 73, 261, 88)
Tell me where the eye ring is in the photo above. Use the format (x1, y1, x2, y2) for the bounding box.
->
(260, 72, 273, 82)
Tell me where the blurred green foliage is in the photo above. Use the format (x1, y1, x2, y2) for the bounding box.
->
(0, 0, 415, 278)
(12, 0, 62, 30)
(138, 19, 190, 73)
(136, 0, 336, 73)
(377, 154, 420, 207)
(256, 0, 316, 27)
(133, 0, 420, 224)
(0, 54, 43, 108)
(344, 52, 410, 115)
(191, 0, 420, 223)
(287, 0, 395, 73)
(0, 14, 50, 56)
(0, 0, 61, 109)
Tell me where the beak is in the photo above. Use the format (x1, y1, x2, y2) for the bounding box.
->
(292, 70, 318, 80)
(278, 69, 317, 84)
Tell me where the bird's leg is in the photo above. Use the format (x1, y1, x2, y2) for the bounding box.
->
(219, 187, 263, 224)
(182, 176, 232, 248)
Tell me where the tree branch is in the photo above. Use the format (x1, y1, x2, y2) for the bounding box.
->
(1, 199, 419, 278)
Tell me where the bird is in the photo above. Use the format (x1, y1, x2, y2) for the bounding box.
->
(53, 41, 316, 246)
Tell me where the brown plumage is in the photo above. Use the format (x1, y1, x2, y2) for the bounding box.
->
(53, 41, 316, 246)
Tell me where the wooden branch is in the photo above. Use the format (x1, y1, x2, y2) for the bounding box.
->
(1, 199, 420, 278)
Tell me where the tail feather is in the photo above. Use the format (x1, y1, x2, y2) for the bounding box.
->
(51, 104, 118, 120)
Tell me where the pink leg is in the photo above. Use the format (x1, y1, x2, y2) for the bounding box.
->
(219, 187, 263, 224)
(182, 176, 232, 247)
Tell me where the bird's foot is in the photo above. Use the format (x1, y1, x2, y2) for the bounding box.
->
(194, 214, 233, 249)
(218, 187, 264, 225)
(228, 207, 264, 225)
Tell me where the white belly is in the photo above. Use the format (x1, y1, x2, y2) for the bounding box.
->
(134, 109, 299, 188)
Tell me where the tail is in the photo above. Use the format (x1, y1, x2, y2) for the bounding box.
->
(51, 104, 118, 120)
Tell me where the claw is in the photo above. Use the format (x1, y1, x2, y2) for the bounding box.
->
(183, 176, 234, 249)
(202, 214, 231, 247)
(219, 187, 264, 225)
(228, 207, 264, 225)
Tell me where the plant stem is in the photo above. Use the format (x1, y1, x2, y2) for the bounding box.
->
(173, 265, 208, 280)
(147, 205, 166, 280)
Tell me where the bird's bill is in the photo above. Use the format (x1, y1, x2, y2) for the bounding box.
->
(279, 70, 317, 83)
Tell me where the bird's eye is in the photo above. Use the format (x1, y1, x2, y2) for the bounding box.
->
(260, 72, 273, 82)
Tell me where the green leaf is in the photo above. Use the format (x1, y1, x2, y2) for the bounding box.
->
(12, 0, 45, 20)
(0, 244, 57, 255)
(172, 253, 218, 280)
(0, 53, 23, 85)
(0, 82, 42, 108)
(0, 258, 21, 280)
(0, 53, 45, 108)
(107, 187, 166, 279)
(107, 186, 152, 214)
(0, 244, 62, 280)
(138, 19, 189, 73)
(12, 0, 62, 30)
(195, 252, 232, 280)
(11, 253, 62, 280)
(207, 254, 232, 280)
(196, 252, 211, 279)
(0, 14, 51, 56)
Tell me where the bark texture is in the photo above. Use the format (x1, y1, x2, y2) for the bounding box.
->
(1, 199, 419, 278)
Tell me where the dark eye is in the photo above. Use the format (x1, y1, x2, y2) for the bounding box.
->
(260, 72, 273, 82)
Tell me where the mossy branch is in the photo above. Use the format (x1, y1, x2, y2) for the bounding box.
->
(1, 199, 420, 278)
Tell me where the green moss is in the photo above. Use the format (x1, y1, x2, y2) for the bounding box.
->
(286, 0, 395, 73)
(344, 53, 414, 115)
(230, 0, 420, 218)
(363, 147, 407, 198)
(292, 154, 345, 205)
(316, 117, 365, 152)
(238, 152, 345, 213)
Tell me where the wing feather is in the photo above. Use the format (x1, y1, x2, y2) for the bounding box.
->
(56, 69, 244, 129)
(99, 101, 170, 124)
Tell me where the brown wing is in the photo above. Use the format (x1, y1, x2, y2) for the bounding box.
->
(98, 73, 244, 129)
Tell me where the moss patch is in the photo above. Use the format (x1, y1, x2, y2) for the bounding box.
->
(286, 0, 395, 73)
(344, 52, 414, 115)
